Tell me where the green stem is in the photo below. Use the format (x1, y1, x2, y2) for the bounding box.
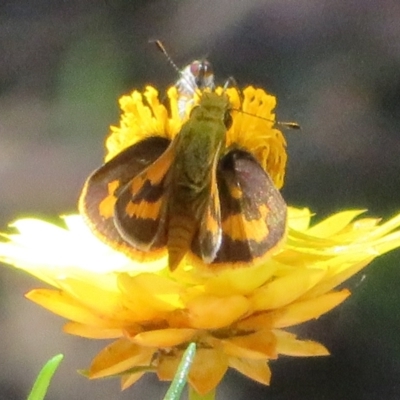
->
(188, 386, 216, 400)
(163, 343, 196, 400)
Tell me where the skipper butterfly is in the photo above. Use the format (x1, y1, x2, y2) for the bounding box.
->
(79, 53, 287, 271)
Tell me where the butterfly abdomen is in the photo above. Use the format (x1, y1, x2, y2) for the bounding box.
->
(167, 214, 197, 270)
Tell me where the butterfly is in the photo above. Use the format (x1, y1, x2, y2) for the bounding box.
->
(79, 61, 287, 271)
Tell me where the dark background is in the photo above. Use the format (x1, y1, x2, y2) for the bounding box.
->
(1, 1, 400, 399)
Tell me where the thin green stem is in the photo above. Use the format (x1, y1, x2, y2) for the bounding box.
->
(163, 343, 196, 400)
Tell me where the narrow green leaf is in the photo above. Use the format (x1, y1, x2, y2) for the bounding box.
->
(27, 354, 64, 400)
(163, 343, 196, 400)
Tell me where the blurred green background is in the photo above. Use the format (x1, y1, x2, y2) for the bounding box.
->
(1, 1, 400, 399)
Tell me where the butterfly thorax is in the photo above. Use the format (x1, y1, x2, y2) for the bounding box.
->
(171, 92, 230, 193)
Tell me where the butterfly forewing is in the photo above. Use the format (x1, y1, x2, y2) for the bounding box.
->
(79, 136, 170, 260)
(113, 140, 178, 251)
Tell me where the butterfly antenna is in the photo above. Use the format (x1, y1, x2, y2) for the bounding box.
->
(151, 39, 200, 95)
(222, 76, 247, 107)
(223, 76, 299, 129)
(223, 76, 238, 91)
(151, 40, 181, 75)
(233, 108, 301, 130)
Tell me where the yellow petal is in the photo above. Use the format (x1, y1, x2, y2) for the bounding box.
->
(118, 272, 184, 312)
(63, 322, 123, 339)
(59, 278, 137, 323)
(165, 309, 191, 329)
(0, 216, 135, 286)
(349, 217, 381, 231)
(26, 289, 124, 328)
(128, 328, 197, 347)
(372, 230, 400, 254)
(122, 298, 162, 322)
(204, 261, 277, 296)
(157, 352, 181, 381)
(301, 256, 373, 299)
(274, 330, 329, 356)
(235, 313, 274, 331)
(219, 330, 277, 360)
(188, 348, 229, 395)
(229, 358, 271, 385)
(117, 273, 180, 323)
(305, 210, 366, 237)
(89, 339, 154, 379)
(353, 213, 400, 242)
(166, 86, 181, 124)
(287, 207, 312, 231)
(251, 268, 326, 311)
(0, 240, 60, 288)
(329, 219, 382, 241)
(121, 372, 145, 390)
(272, 289, 350, 328)
(187, 294, 249, 329)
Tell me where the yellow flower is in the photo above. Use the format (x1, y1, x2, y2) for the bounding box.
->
(1, 85, 400, 396)
(106, 85, 286, 188)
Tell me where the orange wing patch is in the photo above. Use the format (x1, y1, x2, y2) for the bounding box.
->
(98, 180, 120, 219)
(125, 198, 163, 220)
(221, 204, 270, 243)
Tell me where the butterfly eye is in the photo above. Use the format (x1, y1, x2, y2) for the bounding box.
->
(190, 61, 214, 88)
(190, 61, 201, 77)
(224, 111, 233, 129)
(202, 61, 213, 77)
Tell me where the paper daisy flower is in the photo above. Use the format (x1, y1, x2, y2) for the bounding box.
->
(1, 85, 400, 398)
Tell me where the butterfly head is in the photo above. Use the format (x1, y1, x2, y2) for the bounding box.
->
(189, 60, 214, 90)
(177, 60, 215, 95)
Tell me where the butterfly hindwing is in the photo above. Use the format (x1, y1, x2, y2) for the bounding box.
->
(79, 136, 170, 260)
(211, 149, 287, 267)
